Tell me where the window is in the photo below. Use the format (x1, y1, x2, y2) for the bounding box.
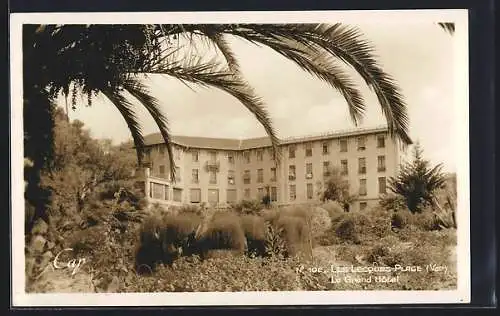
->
(270, 167, 277, 181)
(305, 143, 313, 157)
(192, 150, 199, 162)
(358, 158, 366, 174)
(378, 177, 387, 194)
(175, 147, 181, 160)
(192, 169, 199, 183)
(257, 150, 263, 161)
(270, 187, 277, 202)
(151, 182, 165, 199)
(243, 170, 251, 184)
(173, 188, 182, 202)
(159, 145, 165, 156)
(228, 170, 235, 185)
(257, 169, 264, 183)
(175, 166, 181, 181)
(360, 202, 367, 211)
(190, 188, 201, 203)
(209, 151, 217, 161)
(306, 163, 313, 179)
(289, 185, 296, 201)
(289, 165, 296, 181)
(378, 155, 386, 172)
(359, 179, 367, 196)
(341, 159, 348, 175)
(243, 151, 250, 163)
(164, 185, 169, 200)
(289, 146, 296, 158)
(209, 170, 217, 184)
(244, 188, 251, 199)
(159, 165, 165, 177)
(322, 142, 329, 155)
(357, 136, 366, 151)
(228, 152, 235, 164)
(227, 189, 237, 203)
(258, 187, 264, 199)
(340, 139, 348, 152)
(307, 183, 314, 199)
(323, 161, 330, 177)
(377, 134, 386, 148)
(208, 189, 219, 205)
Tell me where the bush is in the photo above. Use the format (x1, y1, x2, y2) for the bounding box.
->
(309, 207, 332, 240)
(232, 200, 262, 215)
(321, 201, 345, 220)
(176, 205, 203, 216)
(379, 194, 407, 212)
(240, 215, 266, 257)
(197, 212, 247, 256)
(335, 219, 360, 244)
(274, 215, 310, 257)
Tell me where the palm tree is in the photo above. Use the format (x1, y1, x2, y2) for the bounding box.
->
(24, 23, 413, 224)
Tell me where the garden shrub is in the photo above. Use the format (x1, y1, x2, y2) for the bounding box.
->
(197, 212, 247, 257)
(335, 218, 360, 244)
(232, 200, 262, 215)
(160, 213, 202, 261)
(274, 215, 310, 257)
(309, 207, 332, 240)
(321, 201, 345, 220)
(240, 215, 266, 257)
(177, 204, 203, 216)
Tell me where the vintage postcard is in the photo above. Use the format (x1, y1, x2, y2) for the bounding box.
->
(10, 9, 470, 306)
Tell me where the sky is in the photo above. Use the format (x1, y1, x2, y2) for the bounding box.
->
(59, 22, 460, 172)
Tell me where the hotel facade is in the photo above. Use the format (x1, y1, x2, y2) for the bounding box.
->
(137, 126, 409, 212)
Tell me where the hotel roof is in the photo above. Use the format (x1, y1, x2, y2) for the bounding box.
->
(143, 125, 391, 150)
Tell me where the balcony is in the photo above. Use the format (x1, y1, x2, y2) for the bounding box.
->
(378, 167, 386, 172)
(204, 160, 220, 172)
(289, 174, 296, 181)
(323, 171, 331, 177)
(305, 173, 313, 179)
(358, 167, 366, 174)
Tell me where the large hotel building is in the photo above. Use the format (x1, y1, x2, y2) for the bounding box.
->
(137, 126, 409, 212)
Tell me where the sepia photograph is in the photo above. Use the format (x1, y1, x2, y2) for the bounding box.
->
(10, 10, 470, 306)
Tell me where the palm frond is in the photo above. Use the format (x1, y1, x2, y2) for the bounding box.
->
(122, 78, 177, 182)
(438, 22, 455, 35)
(149, 58, 281, 164)
(100, 88, 145, 164)
(198, 27, 241, 73)
(190, 24, 412, 145)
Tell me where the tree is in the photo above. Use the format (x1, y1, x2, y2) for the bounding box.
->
(388, 142, 446, 213)
(23, 23, 414, 225)
(317, 166, 356, 212)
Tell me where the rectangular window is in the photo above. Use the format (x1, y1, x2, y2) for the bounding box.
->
(209, 151, 217, 161)
(289, 185, 296, 201)
(258, 187, 264, 199)
(151, 182, 165, 200)
(175, 166, 181, 182)
(164, 185, 169, 200)
(192, 150, 199, 162)
(357, 136, 366, 151)
(192, 169, 199, 183)
(270, 187, 277, 202)
(340, 139, 348, 152)
(358, 158, 366, 174)
(257, 150, 263, 161)
(243, 151, 250, 163)
(270, 167, 277, 181)
(378, 177, 387, 194)
(378, 155, 386, 172)
(175, 147, 181, 160)
(341, 159, 348, 175)
(323, 161, 330, 177)
(243, 170, 251, 184)
(377, 134, 386, 148)
(360, 202, 368, 211)
(208, 189, 219, 205)
(159, 165, 165, 178)
(190, 188, 201, 203)
(257, 169, 264, 183)
(305, 143, 313, 157)
(322, 142, 329, 155)
(307, 183, 314, 199)
(289, 165, 296, 181)
(159, 145, 165, 156)
(228, 152, 235, 164)
(306, 163, 313, 179)
(228, 170, 235, 185)
(173, 188, 182, 202)
(359, 179, 367, 196)
(209, 170, 217, 184)
(244, 188, 251, 199)
(289, 146, 296, 159)
(227, 189, 237, 203)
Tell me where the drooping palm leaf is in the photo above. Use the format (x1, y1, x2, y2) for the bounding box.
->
(122, 77, 177, 182)
(438, 22, 455, 35)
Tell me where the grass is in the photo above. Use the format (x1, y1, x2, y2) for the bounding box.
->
(26, 202, 457, 293)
